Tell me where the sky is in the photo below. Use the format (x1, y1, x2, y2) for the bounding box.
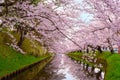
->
(74, 0, 93, 23)
(80, 12, 93, 23)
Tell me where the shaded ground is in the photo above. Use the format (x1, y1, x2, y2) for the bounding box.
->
(34, 53, 98, 80)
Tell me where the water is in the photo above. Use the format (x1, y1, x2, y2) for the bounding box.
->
(34, 54, 101, 80)
(11, 57, 52, 80)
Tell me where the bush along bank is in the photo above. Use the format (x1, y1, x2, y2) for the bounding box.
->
(68, 51, 120, 80)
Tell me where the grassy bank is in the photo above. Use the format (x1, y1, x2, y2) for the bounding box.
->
(0, 30, 52, 77)
(0, 45, 51, 77)
(104, 53, 120, 80)
(68, 51, 120, 80)
(67, 52, 95, 67)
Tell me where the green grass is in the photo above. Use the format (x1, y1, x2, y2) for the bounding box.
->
(0, 28, 52, 78)
(96, 51, 112, 59)
(68, 51, 120, 80)
(95, 51, 120, 80)
(105, 54, 120, 80)
(0, 45, 51, 77)
(68, 52, 95, 67)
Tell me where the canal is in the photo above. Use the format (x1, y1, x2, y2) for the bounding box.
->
(34, 53, 104, 80)
(11, 53, 104, 80)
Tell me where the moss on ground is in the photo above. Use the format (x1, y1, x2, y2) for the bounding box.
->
(0, 31, 12, 45)
(10, 31, 45, 56)
(21, 38, 45, 56)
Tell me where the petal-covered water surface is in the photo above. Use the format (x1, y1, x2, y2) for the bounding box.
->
(34, 54, 103, 80)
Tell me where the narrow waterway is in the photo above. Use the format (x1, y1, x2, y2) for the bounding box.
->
(34, 54, 103, 80)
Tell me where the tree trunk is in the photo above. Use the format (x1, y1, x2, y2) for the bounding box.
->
(5, 0, 8, 16)
(97, 46, 103, 53)
(107, 38, 114, 54)
(110, 47, 114, 54)
(86, 48, 89, 53)
(17, 31, 25, 47)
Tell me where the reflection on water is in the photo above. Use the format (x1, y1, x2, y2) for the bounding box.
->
(58, 54, 79, 80)
(34, 54, 100, 80)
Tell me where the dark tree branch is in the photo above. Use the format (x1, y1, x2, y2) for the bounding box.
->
(92, 27, 110, 33)
(39, 15, 82, 49)
(21, 14, 82, 49)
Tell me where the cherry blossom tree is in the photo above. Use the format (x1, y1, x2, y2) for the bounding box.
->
(0, 0, 85, 53)
(76, 0, 120, 53)
(1, 0, 118, 54)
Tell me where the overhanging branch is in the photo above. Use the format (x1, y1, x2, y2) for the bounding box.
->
(21, 14, 82, 49)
